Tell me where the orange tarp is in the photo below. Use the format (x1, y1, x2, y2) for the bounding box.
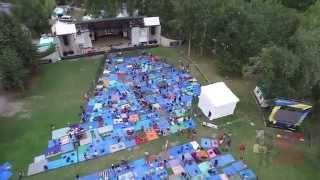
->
(103, 80, 109, 87)
(129, 114, 139, 122)
(197, 150, 209, 160)
(146, 129, 159, 141)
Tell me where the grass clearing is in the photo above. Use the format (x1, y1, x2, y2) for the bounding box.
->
(0, 58, 103, 178)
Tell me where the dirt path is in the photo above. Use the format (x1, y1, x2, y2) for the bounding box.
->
(273, 138, 305, 165)
(0, 93, 27, 118)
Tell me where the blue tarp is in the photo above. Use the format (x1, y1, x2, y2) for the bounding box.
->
(0, 162, 12, 180)
(222, 161, 246, 176)
(211, 154, 235, 167)
(239, 168, 257, 180)
(33, 55, 201, 171)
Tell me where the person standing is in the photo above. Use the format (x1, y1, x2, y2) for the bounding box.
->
(239, 143, 246, 160)
(18, 170, 24, 180)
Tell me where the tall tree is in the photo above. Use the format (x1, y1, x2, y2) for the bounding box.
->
(12, 0, 50, 36)
(171, 0, 202, 56)
(0, 12, 38, 90)
(0, 48, 28, 90)
(291, 1, 320, 100)
(85, 0, 121, 17)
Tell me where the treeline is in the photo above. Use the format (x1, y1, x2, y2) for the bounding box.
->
(165, 0, 319, 101)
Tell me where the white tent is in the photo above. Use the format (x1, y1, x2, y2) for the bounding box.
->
(198, 82, 239, 120)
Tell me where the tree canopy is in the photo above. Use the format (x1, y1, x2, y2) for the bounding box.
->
(11, 0, 55, 36)
(0, 12, 38, 90)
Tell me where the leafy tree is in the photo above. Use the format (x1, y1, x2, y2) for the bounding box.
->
(0, 12, 38, 90)
(56, 0, 72, 5)
(245, 46, 302, 98)
(290, 1, 320, 100)
(171, 0, 202, 56)
(85, 0, 121, 17)
(12, 0, 51, 36)
(205, 0, 299, 74)
(41, 0, 56, 13)
(281, 0, 316, 11)
(0, 48, 28, 90)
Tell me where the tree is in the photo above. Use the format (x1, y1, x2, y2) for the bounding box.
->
(0, 48, 28, 90)
(204, 0, 299, 74)
(40, 0, 56, 13)
(85, 0, 121, 17)
(56, 0, 72, 5)
(245, 46, 302, 98)
(290, 1, 320, 100)
(171, 0, 202, 57)
(0, 12, 38, 90)
(281, 0, 316, 11)
(12, 0, 51, 36)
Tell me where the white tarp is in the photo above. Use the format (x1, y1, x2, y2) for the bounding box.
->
(143, 17, 160, 26)
(139, 27, 148, 43)
(198, 82, 239, 120)
(131, 27, 148, 45)
(54, 21, 76, 35)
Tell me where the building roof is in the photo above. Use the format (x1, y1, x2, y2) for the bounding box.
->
(143, 17, 160, 26)
(76, 16, 143, 25)
(54, 22, 76, 35)
(200, 82, 239, 107)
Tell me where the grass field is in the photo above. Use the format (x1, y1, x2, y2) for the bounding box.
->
(1, 48, 319, 180)
(0, 57, 103, 179)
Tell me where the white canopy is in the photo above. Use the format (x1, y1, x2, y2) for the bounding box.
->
(143, 17, 160, 26)
(53, 21, 76, 35)
(198, 82, 239, 120)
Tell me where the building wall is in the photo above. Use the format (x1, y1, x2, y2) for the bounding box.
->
(131, 27, 140, 45)
(148, 26, 161, 44)
(57, 34, 80, 57)
(131, 26, 161, 46)
(160, 35, 182, 47)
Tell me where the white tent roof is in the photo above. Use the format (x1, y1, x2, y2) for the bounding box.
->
(143, 17, 160, 26)
(54, 21, 76, 35)
(200, 82, 239, 107)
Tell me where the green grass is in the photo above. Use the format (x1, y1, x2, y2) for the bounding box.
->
(1, 48, 320, 180)
(0, 58, 103, 179)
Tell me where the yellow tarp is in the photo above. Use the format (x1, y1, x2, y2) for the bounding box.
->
(269, 106, 281, 124)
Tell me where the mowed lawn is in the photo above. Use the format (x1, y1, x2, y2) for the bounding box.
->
(0, 57, 103, 178)
(1, 48, 319, 180)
